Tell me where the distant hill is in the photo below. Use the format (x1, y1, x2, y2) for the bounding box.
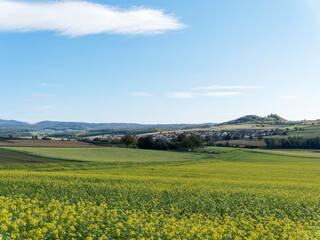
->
(32, 121, 217, 131)
(0, 119, 216, 132)
(220, 114, 286, 125)
(0, 119, 30, 126)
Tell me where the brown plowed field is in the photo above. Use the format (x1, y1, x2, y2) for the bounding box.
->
(0, 139, 96, 148)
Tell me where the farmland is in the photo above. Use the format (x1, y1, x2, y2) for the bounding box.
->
(287, 128, 320, 138)
(2, 147, 207, 163)
(0, 139, 96, 148)
(0, 147, 320, 239)
(0, 148, 70, 164)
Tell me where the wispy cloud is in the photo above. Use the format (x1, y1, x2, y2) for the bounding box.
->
(24, 98, 37, 103)
(202, 92, 240, 97)
(167, 91, 240, 99)
(194, 85, 263, 90)
(32, 93, 55, 98)
(40, 83, 54, 87)
(29, 106, 55, 113)
(283, 95, 298, 100)
(0, 0, 185, 37)
(128, 92, 152, 97)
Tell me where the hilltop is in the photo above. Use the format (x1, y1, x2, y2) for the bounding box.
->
(220, 114, 286, 125)
(0, 119, 30, 126)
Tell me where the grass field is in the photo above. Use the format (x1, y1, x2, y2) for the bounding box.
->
(0, 148, 70, 164)
(288, 128, 320, 138)
(2, 147, 207, 163)
(0, 147, 319, 239)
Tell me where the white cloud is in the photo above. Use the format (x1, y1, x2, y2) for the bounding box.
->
(128, 92, 152, 97)
(29, 106, 55, 113)
(167, 91, 240, 99)
(32, 93, 55, 98)
(194, 85, 263, 90)
(24, 98, 37, 103)
(0, 0, 185, 37)
(40, 83, 53, 87)
(283, 96, 298, 100)
(202, 92, 240, 97)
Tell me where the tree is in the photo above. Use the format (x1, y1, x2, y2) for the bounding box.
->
(180, 138, 194, 150)
(153, 139, 168, 150)
(137, 136, 154, 149)
(120, 134, 136, 146)
(177, 134, 187, 142)
(188, 135, 203, 148)
(224, 134, 231, 141)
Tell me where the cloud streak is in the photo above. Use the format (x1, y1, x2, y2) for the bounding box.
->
(167, 92, 241, 99)
(0, 0, 185, 37)
(29, 106, 55, 113)
(194, 85, 263, 90)
(32, 93, 55, 98)
(128, 92, 152, 97)
(40, 83, 54, 87)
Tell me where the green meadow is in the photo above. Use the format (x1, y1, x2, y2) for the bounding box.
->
(2, 147, 207, 163)
(289, 128, 320, 138)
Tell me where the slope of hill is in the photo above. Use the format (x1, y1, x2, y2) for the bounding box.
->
(220, 114, 286, 125)
(33, 121, 216, 131)
(0, 119, 217, 137)
(0, 119, 30, 126)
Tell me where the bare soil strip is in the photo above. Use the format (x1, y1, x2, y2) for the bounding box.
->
(0, 139, 97, 148)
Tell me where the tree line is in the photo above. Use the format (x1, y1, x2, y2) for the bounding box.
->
(116, 133, 204, 151)
(264, 136, 320, 149)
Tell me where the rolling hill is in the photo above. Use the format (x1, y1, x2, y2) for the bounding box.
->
(220, 114, 286, 125)
(0, 119, 216, 130)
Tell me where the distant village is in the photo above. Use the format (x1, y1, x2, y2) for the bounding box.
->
(99, 128, 290, 143)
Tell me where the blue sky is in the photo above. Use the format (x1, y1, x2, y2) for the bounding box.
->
(1, 0, 320, 123)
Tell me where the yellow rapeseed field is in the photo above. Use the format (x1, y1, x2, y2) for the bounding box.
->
(0, 147, 319, 239)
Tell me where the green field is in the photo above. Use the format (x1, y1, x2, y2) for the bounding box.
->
(0, 148, 70, 164)
(288, 128, 320, 138)
(2, 147, 207, 163)
(0, 147, 319, 239)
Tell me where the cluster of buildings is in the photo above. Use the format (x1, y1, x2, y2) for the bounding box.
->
(145, 128, 289, 141)
(96, 128, 290, 143)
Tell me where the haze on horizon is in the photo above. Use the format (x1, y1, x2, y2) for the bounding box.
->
(1, 0, 320, 124)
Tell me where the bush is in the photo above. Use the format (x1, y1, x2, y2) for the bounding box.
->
(153, 139, 168, 150)
(120, 134, 136, 146)
(137, 136, 154, 149)
(42, 137, 51, 140)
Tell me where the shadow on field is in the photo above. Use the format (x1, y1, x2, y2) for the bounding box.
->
(0, 148, 77, 164)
